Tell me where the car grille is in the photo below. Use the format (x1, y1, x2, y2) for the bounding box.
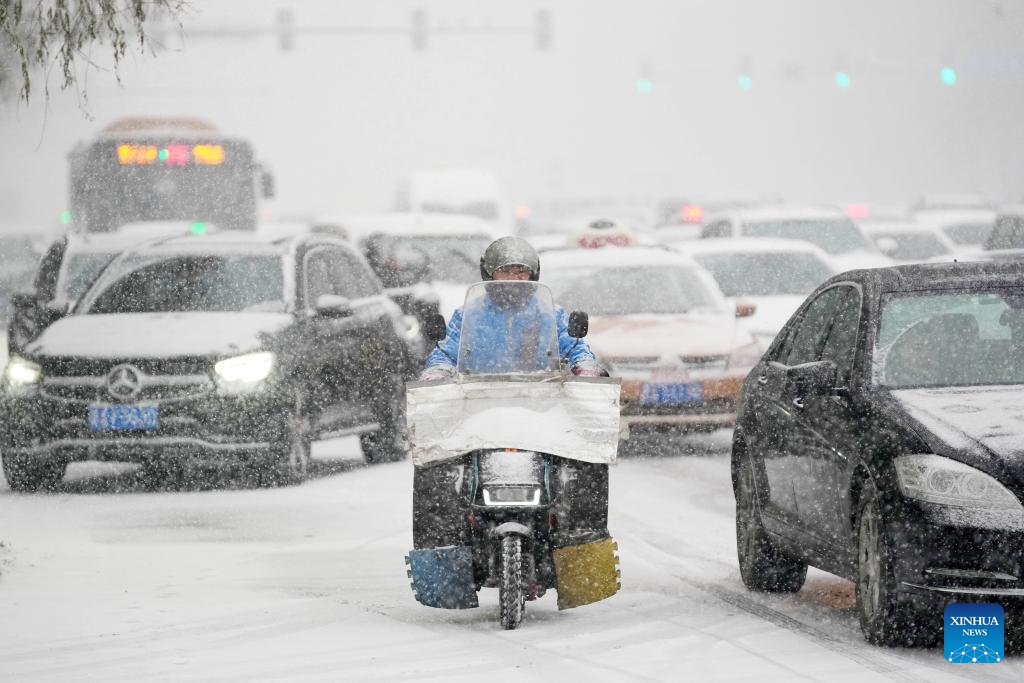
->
(40, 375, 215, 404)
(38, 355, 216, 404)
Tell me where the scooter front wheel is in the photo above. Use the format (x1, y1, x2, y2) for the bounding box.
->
(499, 535, 525, 630)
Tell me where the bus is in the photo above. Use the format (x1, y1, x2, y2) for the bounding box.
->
(67, 117, 274, 232)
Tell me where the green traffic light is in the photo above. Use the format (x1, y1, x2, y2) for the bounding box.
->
(190, 222, 208, 235)
(636, 78, 653, 94)
(737, 75, 753, 90)
(834, 71, 851, 89)
(941, 66, 958, 86)
(60, 210, 72, 225)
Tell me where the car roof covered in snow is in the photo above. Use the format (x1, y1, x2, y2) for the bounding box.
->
(827, 259, 1024, 293)
(710, 204, 849, 223)
(540, 245, 700, 269)
(670, 236, 834, 259)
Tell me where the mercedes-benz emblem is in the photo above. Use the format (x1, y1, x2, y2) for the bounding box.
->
(106, 364, 143, 400)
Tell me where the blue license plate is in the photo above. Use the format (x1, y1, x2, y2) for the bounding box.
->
(87, 404, 160, 431)
(640, 382, 704, 405)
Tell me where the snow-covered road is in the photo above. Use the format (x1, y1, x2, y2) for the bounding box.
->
(0, 432, 1019, 682)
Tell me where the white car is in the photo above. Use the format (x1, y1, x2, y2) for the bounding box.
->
(670, 238, 839, 351)
(700, 204, 892, 272)
(855, 219, 959, 264)
(911, 207, 997, 252)
(541, 246, 761, 432)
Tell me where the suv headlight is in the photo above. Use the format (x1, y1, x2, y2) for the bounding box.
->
(894, 454, 1024, 530)
(214, 352, 275, 394)
(4, 355, 42, 394)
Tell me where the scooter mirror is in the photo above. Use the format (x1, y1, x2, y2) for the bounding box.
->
(424, 313, 447, 342)
(568, 310, 589, 338)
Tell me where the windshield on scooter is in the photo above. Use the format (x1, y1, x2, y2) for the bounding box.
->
(456, 281, 561, 375)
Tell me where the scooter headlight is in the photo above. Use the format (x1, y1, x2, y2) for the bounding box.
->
(482, 485, 542, 507)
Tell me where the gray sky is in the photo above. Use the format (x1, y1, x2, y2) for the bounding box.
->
(2, 0, 1023, 229)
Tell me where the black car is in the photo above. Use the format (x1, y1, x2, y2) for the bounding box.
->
(0, 231, 417, 491)
(732, 260, 1024, 646)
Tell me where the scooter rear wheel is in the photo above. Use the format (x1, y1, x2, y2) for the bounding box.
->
(499, 535, 525, 630)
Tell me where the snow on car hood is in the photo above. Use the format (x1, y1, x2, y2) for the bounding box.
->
(587, 314, 751, 358)
(26, 312, 293, 359)
(893, 386, 1024, 475)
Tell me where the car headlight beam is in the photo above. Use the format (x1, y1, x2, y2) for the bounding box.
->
(4, 355, 42, 388)
(214, 352, 275, 392)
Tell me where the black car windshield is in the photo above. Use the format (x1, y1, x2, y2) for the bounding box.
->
(85, 254, 285, 314)
(876, 288, 1024, 387)
(741, 219, 870, 254)
(693, 252, 833, 296)
(546, 265, 722, 315)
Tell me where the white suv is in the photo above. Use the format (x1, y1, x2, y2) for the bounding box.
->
(700, 204, 891, 272)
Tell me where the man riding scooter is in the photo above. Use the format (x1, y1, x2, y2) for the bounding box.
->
(405, 237, 621, 629)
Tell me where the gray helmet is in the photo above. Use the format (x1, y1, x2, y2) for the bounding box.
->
(479, 236, 540, 281)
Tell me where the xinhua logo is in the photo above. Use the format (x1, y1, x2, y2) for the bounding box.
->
(944, 603, 1004, 663)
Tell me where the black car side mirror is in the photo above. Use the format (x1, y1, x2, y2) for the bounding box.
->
(424, 313, 447, 343)
(787, 360, 838, 397)
(314, 294, 353, 318)
(568, 310, 589, 338)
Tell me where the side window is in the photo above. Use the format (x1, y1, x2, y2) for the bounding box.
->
(780, 288, 842, 366)
(334, 249, 381, 298)
(820, 286, 861, 385)
(701, 220, 731, 239)
(304, 246, 381, 307)
(304, 249, 338, 305)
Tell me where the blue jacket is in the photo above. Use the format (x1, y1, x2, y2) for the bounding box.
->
(425, 298, 597, 373)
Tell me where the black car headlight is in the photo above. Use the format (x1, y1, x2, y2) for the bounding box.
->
(3, 355, 42, 396)
(214, 352, 275, 395)
(894, 454, 1024, 531)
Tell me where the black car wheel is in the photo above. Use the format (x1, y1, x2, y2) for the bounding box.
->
(2, 453, 66, 493)
(856, 478, 933, 646)
(361, 376, 408, 464)
(735, 455, 807, 593)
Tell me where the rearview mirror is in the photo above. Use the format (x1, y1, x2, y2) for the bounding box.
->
(314, 294, 353, 318)
(568, 310, 589, 338)
(787, 360, 838, 397)
(260, 170, 275, 199)
(423, 313, 447, 343)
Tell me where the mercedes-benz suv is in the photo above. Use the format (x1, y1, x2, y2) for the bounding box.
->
(0, 231, 416, 491)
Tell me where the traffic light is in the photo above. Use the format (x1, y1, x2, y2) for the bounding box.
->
(941, 66, 958, 86)
(834, 71, 851, 89)
(737, 74, 753, 90)
(636, 78, 653, 94)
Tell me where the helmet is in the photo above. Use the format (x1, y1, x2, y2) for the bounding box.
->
(479, 236, 540, 281)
